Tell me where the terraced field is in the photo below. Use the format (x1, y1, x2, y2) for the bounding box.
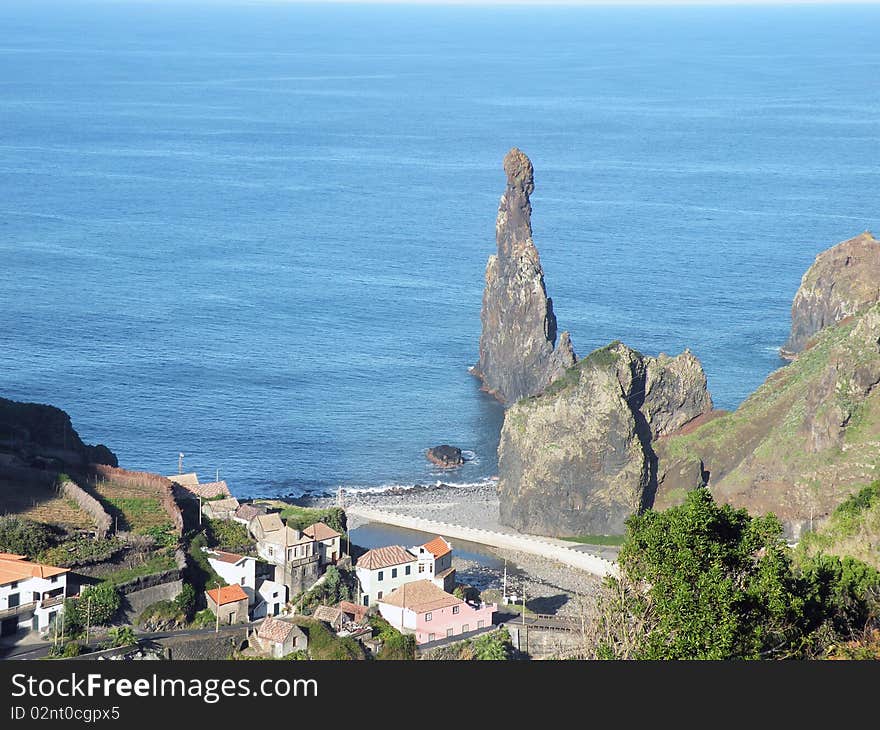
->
(0, 476, 92, 530)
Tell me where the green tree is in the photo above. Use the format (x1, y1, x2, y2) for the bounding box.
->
(74, 583, 122, 626)
(174, 583, 197, 620)
(602, 488, 880, 660)
(104, 626, 136, 648)
(474, 629, 512, 660)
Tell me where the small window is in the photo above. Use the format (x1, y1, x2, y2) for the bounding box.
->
(377, 591, 383, 600)
(268, 546, 274, 557)
(240, 577, 246, 585)
(405, 565, 411, 575)
(418, 564, 425, 573)
(428, 633, 435, 642)
(10, 581, 17, 589)
(462, 624, 469, 633)
(477, 620, 484, 629)
(391, 568, 397, 579)
(425, 612, 432, 622)
(363, 595, 369, 606)
(50, 577, 58, 584)
(273, 592, 278, 598)
(452, 605, 460, 615)
(377, 571, 384, 581)
(446, 628, 453, 638)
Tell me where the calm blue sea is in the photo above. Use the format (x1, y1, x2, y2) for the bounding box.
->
(1, 2, 879, 498)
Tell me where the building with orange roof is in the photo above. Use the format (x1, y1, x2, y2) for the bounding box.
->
(410, 536, 456, 592)
(0, 555, 70, 637)
(205, 584, 249, 625)
(377, 580, 496, 645)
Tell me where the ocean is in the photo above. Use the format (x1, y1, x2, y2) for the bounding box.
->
(1, 1, 878, 498)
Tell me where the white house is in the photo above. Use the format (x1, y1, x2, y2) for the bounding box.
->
(410, 536, 456, 592)
(204, 549, 257, 601)
(252, 579, 287, 619)
(303, 522, 342, 566)
(0, 554, 69, 636)
(257, 526, 315, 566)
(354, 545, 418, 606)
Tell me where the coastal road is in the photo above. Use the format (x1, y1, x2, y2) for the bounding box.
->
(345, 505, 619, 578)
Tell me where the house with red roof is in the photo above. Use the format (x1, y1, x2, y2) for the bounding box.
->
(205, 584, 250, 625)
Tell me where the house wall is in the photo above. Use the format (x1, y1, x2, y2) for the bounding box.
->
(207, 556, 257, 603)
(413, 602, 497, 645)
(376, 603, 417, 632)
(1, 573, 68, 632)
(356, 562, 418, 606)
(252, 580, 287, 619)
(208, 598, 249, 625)
(317, 536, 341, 564)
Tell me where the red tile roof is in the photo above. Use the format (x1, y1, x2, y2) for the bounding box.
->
(209, 550, 246, 564)
(206, 584, 249, 606)
(379, 580, 461, 612)
(303, 522, 341, 541)
(256, 617, 302, 643)
(422, 536, 452, 559)
(189, 480, 232, 499)
(356, 545, 416, 571)
(0, 556, 68, 586)
(337, 601, 369, 622)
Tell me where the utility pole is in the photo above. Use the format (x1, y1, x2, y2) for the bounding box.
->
(198, 495, 202, 527)
(502, 560, 508, 605)
(178, 452, 184, 475)
(85, 596, 92, 646)
(214, 583, 220, 634)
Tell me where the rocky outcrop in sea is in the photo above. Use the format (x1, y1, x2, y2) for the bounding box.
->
(498, 342, 712, 536)
(781, 231, 880, 359)
(473, 148, 576, 405)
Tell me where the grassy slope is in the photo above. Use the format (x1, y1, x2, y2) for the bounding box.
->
(655, 305, 880, 520)
(0, 477, 92, 530)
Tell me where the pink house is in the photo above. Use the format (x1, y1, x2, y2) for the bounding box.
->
(377, 580, 497, 645)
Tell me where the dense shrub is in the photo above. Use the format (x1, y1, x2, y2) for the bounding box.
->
(204, 518, 252, 553)
(0, 515, 55, 556)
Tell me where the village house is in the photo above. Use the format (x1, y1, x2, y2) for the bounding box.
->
(303, 522, 342, 566)
(253, 579, 287, 619)
(251, 616, 308, 658)
(204, 549, 287, 619)
(377, 580, 497, 645)
(411, 536, 456, 592)
(168, 471, 232, 501)
(205, 550, 258, 597)
(355, 545, 417, 606)
(248, 513, 321, 595)
(312, 605, 345, 632)
(0, 554, 69, 636)
(201, 496, 240, 521)
(337, 600, 369, 626)
(233, 502, 267, 526)
(355, 536, 457, 605)
(205, 584, 250, 625)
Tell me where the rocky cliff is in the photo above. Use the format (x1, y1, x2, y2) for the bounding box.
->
(657, 299, 880, 539)
(0, 397, 118, 468)
(781, 231, 880, 359)
(498, 342, 712, 536)
(474, 148, 576, 405)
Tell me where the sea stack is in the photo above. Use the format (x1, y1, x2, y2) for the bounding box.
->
(781, 231, 880, 359)
(474, 148, 576, 405)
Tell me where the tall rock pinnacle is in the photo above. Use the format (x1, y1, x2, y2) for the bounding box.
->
(474, 148, 576, 405)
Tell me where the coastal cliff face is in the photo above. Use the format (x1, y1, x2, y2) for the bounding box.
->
(781, 232, 880, 359)
(0, 397, 118, 468)
(474, 148, 576, 405)
(498, 342, 712, 536)
(656, 299, 880, 538)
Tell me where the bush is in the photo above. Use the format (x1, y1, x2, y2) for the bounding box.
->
(0, 516, 55, 556)
(204, 518, 252, 553)
(474, 628, 513, 660)
(138, 600, 186, 630)
(70, 583, 121, 627)
(190, 609, 216, 629)
(174, 583, 197, 620)
(297, 618, 365, 660)
(369, 614, 416, 660)
(39, 537, 124, 568)
(61, 641, 82, 658)
(104, 626, 137, 648)
(279, 506, 347, 535)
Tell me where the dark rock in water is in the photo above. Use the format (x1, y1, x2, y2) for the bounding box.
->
(781, 231, 880, 359)
(498, 342, 712, 537)
(474, 148, 576, 405)
(426, 445, 464, 468)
